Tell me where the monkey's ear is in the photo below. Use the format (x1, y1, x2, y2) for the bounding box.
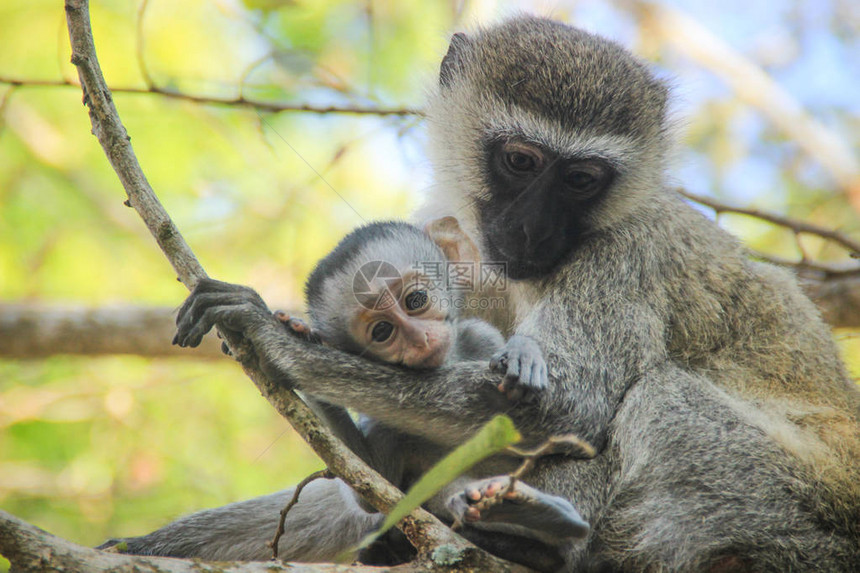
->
(425, 216, 481, 263)
(440, 32, 471, 88)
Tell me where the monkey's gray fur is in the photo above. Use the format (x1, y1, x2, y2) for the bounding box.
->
(103, 220, 585, 571)
(112, 16, 860, 572)
(293, 219, 585, 561)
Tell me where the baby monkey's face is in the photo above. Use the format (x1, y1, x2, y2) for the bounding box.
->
(349, 269, 452, 368)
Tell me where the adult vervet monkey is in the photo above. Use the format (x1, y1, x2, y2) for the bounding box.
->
(109, 16, 860, 572)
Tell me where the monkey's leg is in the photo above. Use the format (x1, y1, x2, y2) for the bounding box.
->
(446, 476, 589, 546)
(97, 479, 382, 561)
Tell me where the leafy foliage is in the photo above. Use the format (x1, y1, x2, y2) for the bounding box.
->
(355, 415, 520, 552)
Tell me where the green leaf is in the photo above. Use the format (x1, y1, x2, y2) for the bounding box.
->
(354, 414, 521, 553)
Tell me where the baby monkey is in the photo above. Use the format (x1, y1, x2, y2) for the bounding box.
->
(277, 220, 589, 557)
(283, 218, 547, 398)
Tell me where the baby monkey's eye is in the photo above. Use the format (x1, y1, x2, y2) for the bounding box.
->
(371, 321, 394, 343)
(404, 290, 429, 311)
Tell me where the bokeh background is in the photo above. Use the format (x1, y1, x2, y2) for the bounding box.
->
(1, 0, 858, 564)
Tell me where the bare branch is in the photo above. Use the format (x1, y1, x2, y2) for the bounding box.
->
(64, 2, 203, 289)
(135, 0, 153, 87)
(0, 76, 421, 116)
(271, 469, 334, 559)
(679, 190, 860, 256)
(0, 303, 225, 359)
(60, 2, 527, 571)
(0, 509, 431, 573)
(679, 190, 860, 278)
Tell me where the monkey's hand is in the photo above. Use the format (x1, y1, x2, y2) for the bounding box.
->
(489, 335, 548, 401)
(273, 311, 322, 344)
(447, 476, 589, 544)
(173, 278, 278, 353)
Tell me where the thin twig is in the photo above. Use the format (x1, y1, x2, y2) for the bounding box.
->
(271, 469, 334, 559)
(679, 189, 860, 277)
(504, 434, 596, 492)
(0, 76, 421, 116)
(136, 0, 153, 87)
(679, 189, 860, 256)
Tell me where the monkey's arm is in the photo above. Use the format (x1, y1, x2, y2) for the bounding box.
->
(174, 279, 645, 448)
(452, 317, 505, 361)
(304, 397, 377, 466)
(175, 280, 514, 444)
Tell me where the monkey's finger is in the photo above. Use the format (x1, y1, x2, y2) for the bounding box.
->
(489, 353, 508, 373)
(528, 362, 545, 390)
(178, 303, 264, 348)
(176, 292, 241, 335)
(288, 318, 311, 335)
(175, 292, 258, 344)
(220, 341, 232, 356)
(516, 356, 536, 386)
(177, 281, 268, 327)
(483, 480, 504, 497)
(176, 305, 225, 348)
(176, 279, 241, 321)
(501, 360, 521, 388)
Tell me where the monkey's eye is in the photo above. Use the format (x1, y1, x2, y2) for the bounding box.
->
(562, 162, 612, 196)
(371, 321, 394, 343)
(505, 151, 537, 172)
(564, 170, 597, 188)
(404, 290, 429, 311)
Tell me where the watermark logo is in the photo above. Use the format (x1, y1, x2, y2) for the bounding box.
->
(352, 260, 509, 311)
(352, 260, 402, 310)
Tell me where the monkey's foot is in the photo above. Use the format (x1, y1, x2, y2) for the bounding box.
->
(447, 476, 589, 541)
(490, 335, 549, 400)
(273, 311, 321, 343)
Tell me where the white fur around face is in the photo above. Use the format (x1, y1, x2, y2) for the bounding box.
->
(417, 86, 670, 262)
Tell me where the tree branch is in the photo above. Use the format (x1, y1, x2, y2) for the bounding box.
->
(0, 76, 421, 116)
(0, 303, 225, 359)
(679, 190, 860, 258)
(0, 509, 429, 573)
(48, 1, 529, 572)
(679, 190, 860, 278)
(800, 274, 860, 330)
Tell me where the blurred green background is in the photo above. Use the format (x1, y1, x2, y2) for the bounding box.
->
(0, 0, 857, 561)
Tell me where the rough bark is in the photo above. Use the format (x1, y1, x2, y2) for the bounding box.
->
(0, 303, 225, 359)
(0, 509, 450, 573)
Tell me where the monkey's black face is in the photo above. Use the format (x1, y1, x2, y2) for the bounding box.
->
(478, 138, 615, 280)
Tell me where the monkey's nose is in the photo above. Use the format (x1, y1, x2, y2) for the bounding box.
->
(522, 220, 554, 250)
(402, 325, 430, 348)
